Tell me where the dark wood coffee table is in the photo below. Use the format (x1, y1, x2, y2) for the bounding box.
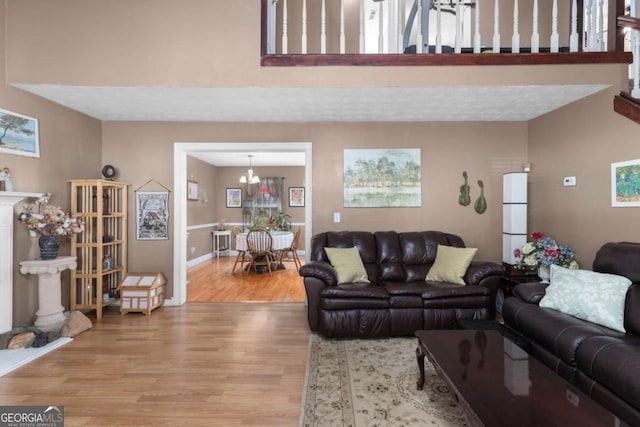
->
(415, 330, 620, 426)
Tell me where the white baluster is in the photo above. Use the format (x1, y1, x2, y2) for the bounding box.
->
(492, 0, 500, 53)
(633, 1, 640, 98)
(320, 0, 326, 54)
(531, 0, 539, 53)
(378, 0, 384, 53)
(597, 0, 604, 51)
(587, 0, 598, 51)
(550, 0, 559, 52)
(633, 29, 640, 98)
(512, 0, 520, 53)
(455, 0, 462, 53)
(301, 0, 307, 54)
(435, 0, 442, 53)
(398, 0, 404, 53)
(474, 0, 481, 53)
(359, 0, 365, 53)
(416, 0, 423, 53)
(282, 0, 288, 54)
(340, 0, 346, 54)
(569, 0, 578, 52)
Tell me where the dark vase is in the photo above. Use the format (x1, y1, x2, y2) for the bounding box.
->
(38, 235, 61, 260)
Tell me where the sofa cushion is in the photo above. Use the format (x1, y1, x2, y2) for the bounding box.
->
(540, 265, 632, 333)
(324, 247, 370, 285)
(320, 283, 389, 299)
(503, 297, 625, 368)
(426, 245, 477, 285)
(576, 336, 640, 412)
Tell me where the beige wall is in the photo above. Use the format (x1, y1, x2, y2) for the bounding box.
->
(0, 3, 103, 327)
(4, 0, 621, 89)
(528, 87, 640, 268)
(102, 120, 528, 299)
(186, 155, 218, 261)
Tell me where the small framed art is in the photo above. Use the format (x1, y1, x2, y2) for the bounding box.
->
(226, 188, 242, 208)
(612, 159, 640, 207)
(187, 180, 198, 201)
(289, 187, 305, 207)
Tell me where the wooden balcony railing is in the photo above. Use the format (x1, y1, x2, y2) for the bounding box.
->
(261, 0, 633, 66)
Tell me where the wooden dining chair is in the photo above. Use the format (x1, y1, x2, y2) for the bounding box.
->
(231, 226, 250, 273)
(246, 228, 275, 275)
(278, 228, 302, 271)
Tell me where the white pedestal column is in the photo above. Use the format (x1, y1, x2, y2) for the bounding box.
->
(0, 191, 43, 334)
(20, 256, 77, 332)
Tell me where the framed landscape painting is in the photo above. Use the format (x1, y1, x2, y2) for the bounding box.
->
(612, 159, 640, 207)
(0, 108, 39, 158)
(344, 148, 421, 207)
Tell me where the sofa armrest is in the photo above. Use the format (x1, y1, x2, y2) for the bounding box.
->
(299, 261, 339, 332)
(464, 261, 505, 286)
(463, 261, 505, 320)
(299, 261, 338, 287)
(513, 282, 549, 304)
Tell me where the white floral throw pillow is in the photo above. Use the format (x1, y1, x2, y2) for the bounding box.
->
(539, 265, 632, 332)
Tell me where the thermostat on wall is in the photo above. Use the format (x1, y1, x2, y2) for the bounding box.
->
(563, 176, 577, 187)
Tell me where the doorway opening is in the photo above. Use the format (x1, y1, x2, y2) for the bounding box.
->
(170, 142, 312, 307)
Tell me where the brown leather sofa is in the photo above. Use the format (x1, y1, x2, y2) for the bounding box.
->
(299, 231, 504, 338)
(503, 242, 640, 425)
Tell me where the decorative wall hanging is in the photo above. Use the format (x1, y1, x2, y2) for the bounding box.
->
(0, 108, 39, 158)
(458, 171, 471, 206)
(344, 149, 421, 207)
(611, 159, 640, 207)
(134, 179, 170, 240)
(474, 180, 487, 214)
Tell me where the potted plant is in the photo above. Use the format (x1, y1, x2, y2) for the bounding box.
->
(270, 211, 292, 231)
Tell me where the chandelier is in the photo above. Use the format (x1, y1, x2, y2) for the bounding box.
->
(239, 155, 260, 184)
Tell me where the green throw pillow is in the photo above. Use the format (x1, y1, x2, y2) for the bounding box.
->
(426, 245, 477, 285)
(539, 265, 632, 332)
(324, 247, 370, 285)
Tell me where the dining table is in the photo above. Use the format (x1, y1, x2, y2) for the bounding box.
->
(235, 230, 294, 252)
(235, 230, 295, 272)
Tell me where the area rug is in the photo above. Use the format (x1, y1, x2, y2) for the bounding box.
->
(299, 334, 469, 427)
(0, 337, 72, 377)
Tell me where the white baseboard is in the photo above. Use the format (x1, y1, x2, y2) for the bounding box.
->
(186, 252, 214, 268)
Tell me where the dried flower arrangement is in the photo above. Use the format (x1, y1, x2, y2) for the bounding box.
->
(17, 193, 84, 237)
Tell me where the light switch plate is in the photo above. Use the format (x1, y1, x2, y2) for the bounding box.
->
(333, 212, 341, 223)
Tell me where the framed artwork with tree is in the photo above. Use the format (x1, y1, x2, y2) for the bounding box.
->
(0, 108, 39, 158)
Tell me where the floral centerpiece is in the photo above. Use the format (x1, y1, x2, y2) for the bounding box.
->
(514, 232, 579, 281)
(17, 194, 84, 237)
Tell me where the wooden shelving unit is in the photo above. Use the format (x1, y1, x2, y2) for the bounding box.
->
(69, 179, 128, 319)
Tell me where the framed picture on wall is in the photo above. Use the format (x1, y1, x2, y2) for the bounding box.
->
(289, 187, 305, 207)
(226, 188, 242, 208)
(612, 159, 640, 207)
(187, 180, 198, 201)
(0, 108, 40, 158)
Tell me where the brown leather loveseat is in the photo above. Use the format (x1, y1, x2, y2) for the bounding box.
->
(503, 242, 640, 425)
(299, 230, 504, 338)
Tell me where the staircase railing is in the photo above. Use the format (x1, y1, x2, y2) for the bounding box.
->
(263, 0, 628, 56)
(614, 2, 640, 124)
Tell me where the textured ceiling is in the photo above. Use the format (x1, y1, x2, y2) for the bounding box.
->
(15, 84, 609, 122)
(13, 83, 609, 166)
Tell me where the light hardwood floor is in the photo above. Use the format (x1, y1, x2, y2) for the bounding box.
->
(187, 254, 306, 302)
(0, 302, 310, 426)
